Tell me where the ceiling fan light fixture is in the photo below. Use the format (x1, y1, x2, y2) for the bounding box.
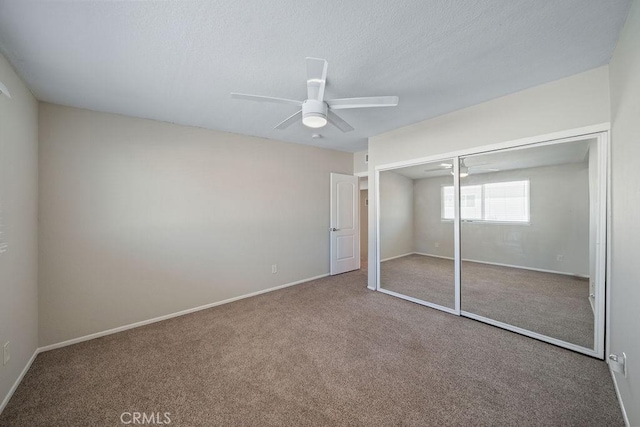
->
(302, 112, 327, 128)
(451, 167, 469, 178)
(302, 99, 328, 128)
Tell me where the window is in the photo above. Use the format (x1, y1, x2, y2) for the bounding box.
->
(441, 180, 530, 223)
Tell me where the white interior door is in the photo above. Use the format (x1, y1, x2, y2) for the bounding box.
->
(330, 173, 359, 275)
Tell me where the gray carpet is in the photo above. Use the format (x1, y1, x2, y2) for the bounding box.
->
(0, 270, 622, 426)
(381, 254, 594, 349)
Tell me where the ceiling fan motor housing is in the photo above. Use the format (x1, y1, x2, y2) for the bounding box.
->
(302, 99, 328, 128)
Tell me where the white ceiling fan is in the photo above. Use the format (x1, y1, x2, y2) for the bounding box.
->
(231, 58, 399, 133)
(430, 160, 499, 177)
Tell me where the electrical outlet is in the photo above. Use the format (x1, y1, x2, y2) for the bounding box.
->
(3, 342, 9, 366)
(271, 264, 278, 274)
(609, 352, 627, 377)
(556, 255, 564, 262)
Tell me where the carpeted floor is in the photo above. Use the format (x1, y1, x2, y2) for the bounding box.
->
(381, 254, 594, 349)
(0, 270, 621, 426)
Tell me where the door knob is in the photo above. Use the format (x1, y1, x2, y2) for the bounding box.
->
(331, 228, 339, 231)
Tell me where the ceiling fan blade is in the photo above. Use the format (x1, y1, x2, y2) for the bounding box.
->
(327, 96, 399, 110)
(466, 161, 492, 167)
(306, 57, 328, 101)
(327, 110, 354, 133)
(473, 168, 500, 172)
(422, 163, 451, 172)
(274, 110, 302, 130)
(231, 93, 302, 106)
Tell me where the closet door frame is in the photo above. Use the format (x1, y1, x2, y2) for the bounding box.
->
(374, 124, 609, 359)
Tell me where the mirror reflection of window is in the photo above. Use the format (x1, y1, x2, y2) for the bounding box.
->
(442, 181, 529, 222)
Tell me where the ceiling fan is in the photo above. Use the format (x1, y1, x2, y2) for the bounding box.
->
(427, 160, 499, 177)
(231, 58, 399, 133)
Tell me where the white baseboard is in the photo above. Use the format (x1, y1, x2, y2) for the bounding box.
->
(38, 273, 329, 353)
(413, 252, 589, 279)
(609, 365, 630, 427)
(413, 252, 453, 261)
(0, 348, 39, 415)
(381, 252, 415, 262)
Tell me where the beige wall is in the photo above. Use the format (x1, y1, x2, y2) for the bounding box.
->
(413, 163, 590, 276)
(0, 54, 38, 408)
(379, 171, 413, 260)
(609, 0, 640, 423)
(367, 66, 610, 289)
(413, 174, 455, 261)
(38, 103, 352, 346)
(353, 150, 368, 175)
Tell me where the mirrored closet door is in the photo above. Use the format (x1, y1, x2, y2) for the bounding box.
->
(376, 132, 607, 358)
(459, 138, 605, 354)
(378, 159, 458, 313)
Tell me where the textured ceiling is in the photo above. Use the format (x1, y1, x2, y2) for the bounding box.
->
(0, 1, 631, 152)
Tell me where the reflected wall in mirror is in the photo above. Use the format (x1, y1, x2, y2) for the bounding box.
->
(459, 138, 600, 350)
(379, 160, 455, 309)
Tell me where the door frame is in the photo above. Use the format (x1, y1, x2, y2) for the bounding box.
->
(374, 123, 609, 359)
